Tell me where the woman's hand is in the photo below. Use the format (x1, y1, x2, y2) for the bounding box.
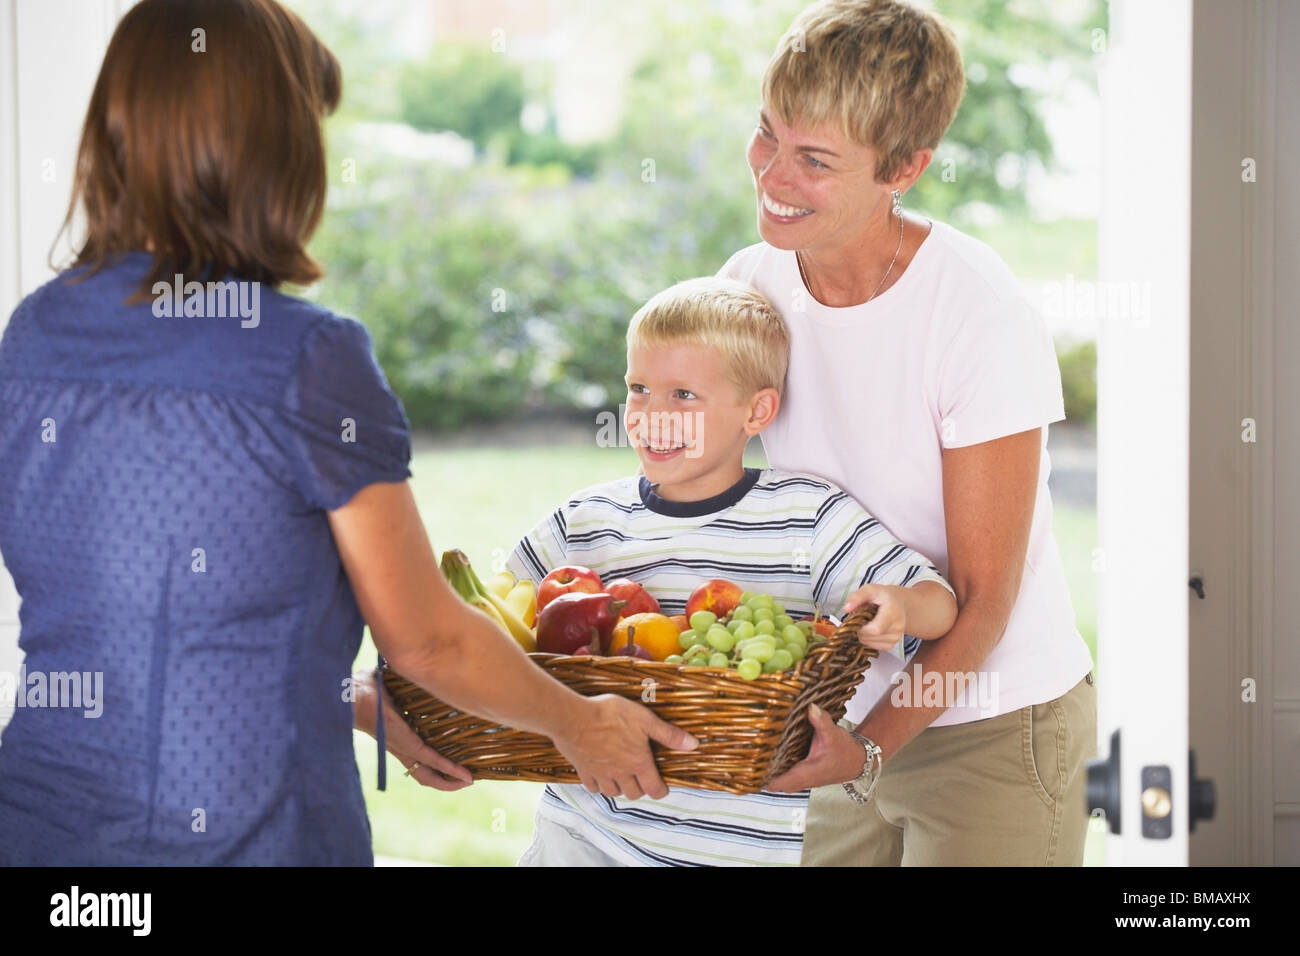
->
(842, 583, 906, 652)
(330, 482, 695, 800)
(549, 694, 696, 801)
(352, 668, 474, 792)
(764, 704, 868, 792)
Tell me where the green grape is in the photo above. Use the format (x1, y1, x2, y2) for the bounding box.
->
(689, 610, 717, 632)
(730, 604, 754, 622)
(752, 594, 775, 610)
(796, 619, 815, 635)
(731, 620, 757, 642)
(688, 632, 710, 648)
(736, 659, 762, 680)
(708, 652, 730, 668)
(755, 619, 777, 636)
(739, 591, 755, 604)
(753, 607, 775, 623)
(787, 643, 806, 662)
(772, 602, 786, 617)
(685, 656, 710, 667)
(665, 654, 685, 664)
(769, 648, 794, 671)
(739, 641, 775, 663)
(707, 628, 736, 652)
(726, 618, 744, 634)
(678, 629, 698, 650)
(775, 614, 794, 630)
(782, 624, 804, 644)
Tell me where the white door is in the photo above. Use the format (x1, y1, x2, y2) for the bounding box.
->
(1090, 0, 1199, 865)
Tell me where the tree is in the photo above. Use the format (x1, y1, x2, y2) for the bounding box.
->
(399, 44, 525, 155)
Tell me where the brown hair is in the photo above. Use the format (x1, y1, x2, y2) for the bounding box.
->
(57, 0, 341, 301)
(763, 0, 965, 184)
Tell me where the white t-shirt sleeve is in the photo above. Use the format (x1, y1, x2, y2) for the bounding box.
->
(716, 244, 764, 284)
(505, 505, 570, 586)
(934, 295, 1066, 449)
(716, 249, 744, 280)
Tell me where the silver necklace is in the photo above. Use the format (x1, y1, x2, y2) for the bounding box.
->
(797, 211, 905, 305)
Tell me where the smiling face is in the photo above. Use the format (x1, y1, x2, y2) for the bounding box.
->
(746, 107, 896, 255)
(624, 342, 777, 502)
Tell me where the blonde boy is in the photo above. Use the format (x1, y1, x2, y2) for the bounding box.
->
(508, 277, 956, 865)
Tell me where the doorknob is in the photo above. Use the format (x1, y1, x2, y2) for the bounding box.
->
(1189, 750, 1215, 831)
(1085, 731, 1217, 836)
(1085, 729, 1121, 833)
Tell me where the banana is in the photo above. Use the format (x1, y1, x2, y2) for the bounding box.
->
(441, 550, 510, 631)
(505, 579, 537, 628)
(442, 549, 535, 652)
(482, 588, 538, 652)
(485, 570, 516, 600)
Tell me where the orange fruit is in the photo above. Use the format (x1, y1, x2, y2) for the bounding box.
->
(609, 613, 681, 661)
(669, 614, 689, 633)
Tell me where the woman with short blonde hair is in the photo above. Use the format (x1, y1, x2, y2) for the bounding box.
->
(725, 0, 1097, 865)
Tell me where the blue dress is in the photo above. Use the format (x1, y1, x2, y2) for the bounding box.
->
(0, 253, 411, 864)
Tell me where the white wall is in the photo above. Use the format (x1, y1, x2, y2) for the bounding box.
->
(0, 0, 134, 733)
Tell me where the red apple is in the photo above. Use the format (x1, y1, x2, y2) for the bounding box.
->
(685, 579, 743, 620)
(605, 578, 660, 618)
(537, 565, 604, 612)
(536, 591, 627, 656)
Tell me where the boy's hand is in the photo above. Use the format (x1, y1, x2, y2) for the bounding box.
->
(842, 583, 906, 653)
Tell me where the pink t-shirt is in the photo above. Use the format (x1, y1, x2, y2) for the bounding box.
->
(718, 220, 1093, 726)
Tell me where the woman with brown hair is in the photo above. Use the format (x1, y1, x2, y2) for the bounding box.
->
(0, 0, 694, 865)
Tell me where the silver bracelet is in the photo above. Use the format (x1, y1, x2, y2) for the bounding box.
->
(842, 730, 883, 805)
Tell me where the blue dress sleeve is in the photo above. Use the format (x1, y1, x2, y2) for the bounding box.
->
(283, 315, 412, 510)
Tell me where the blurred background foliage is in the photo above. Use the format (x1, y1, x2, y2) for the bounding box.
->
(299, 0, 1104, 431)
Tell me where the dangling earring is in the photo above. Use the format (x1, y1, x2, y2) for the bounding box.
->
(891, 188, 903, 218)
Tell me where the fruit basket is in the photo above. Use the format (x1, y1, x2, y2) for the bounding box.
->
(381, 605, 880, 795)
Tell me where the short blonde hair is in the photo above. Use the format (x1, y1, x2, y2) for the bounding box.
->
(627, 277, 790, 400)
(763, 0, 965, 183)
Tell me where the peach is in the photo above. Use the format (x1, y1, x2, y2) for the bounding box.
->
(685, 578, 743, 620)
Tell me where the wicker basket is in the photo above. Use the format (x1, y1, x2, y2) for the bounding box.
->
(382, 604, 880, 794)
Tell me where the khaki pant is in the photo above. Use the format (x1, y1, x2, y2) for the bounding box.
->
(801, 672, 1097, 866)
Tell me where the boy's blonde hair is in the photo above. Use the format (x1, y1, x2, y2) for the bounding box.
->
(627, 277, 790, 400)
(763, 0, 965, 184)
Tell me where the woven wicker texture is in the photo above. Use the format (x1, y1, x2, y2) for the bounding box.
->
(383, 604, 880, 794)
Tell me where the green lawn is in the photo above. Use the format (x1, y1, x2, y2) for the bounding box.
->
(354, 440, 1100, 866)
(965, 216, 1098, 281)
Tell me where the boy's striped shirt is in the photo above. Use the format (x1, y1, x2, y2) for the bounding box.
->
(506, 466, 953, 866)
